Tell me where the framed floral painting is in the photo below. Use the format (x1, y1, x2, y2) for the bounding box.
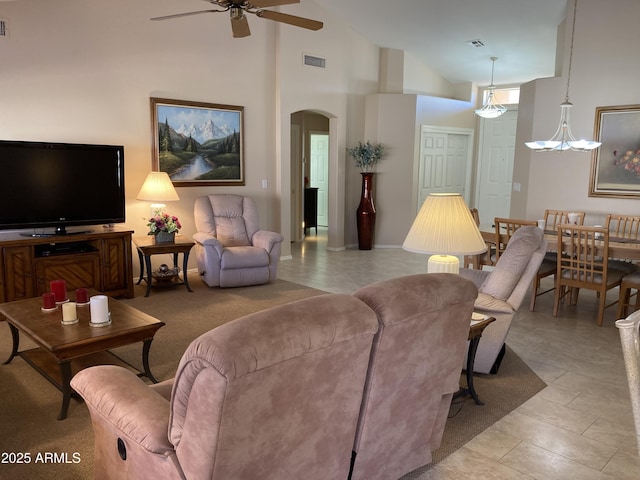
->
(150, 97, 244, 186)
(589, 104, 640, 198)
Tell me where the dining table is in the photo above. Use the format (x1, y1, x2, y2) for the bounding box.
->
(478, 224, 640, 263)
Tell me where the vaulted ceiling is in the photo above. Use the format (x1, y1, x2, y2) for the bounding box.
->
(314, 0, 567, 87)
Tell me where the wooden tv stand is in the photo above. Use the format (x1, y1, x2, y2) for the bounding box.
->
(0, 227, 134, 303)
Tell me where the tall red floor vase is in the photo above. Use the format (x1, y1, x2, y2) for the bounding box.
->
(357, 172, 376, 250)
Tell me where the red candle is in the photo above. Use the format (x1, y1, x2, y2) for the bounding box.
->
(42, 293, 56, 310)
(76, 288, 88, 304)
(50, 279, 67, 303)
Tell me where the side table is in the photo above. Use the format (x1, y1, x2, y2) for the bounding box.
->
(454, 314, 496, 405)
(133, 236, 195, 297)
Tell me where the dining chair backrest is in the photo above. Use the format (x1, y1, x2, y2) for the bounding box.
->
(606, 214, 640, 240)
(557, 225, 610, 282)
(470, 208, 480, 226)
(465, 208, 494, 269)
(543, 210, 585, 230)
(494, 217, 538, 261)
(553, 224, 627, 326)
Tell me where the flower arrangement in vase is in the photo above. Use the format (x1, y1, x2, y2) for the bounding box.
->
(347, 141, 385, 172)
(147, 212, 182, 243)
(347, 141, 385, 250)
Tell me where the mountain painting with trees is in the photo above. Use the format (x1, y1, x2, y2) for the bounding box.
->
(151, 98, 244, 186)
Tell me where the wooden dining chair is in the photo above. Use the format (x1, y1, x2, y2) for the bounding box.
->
(493, 217, 537, 262)
(553, 224, 627, 326)
(607, 214, 640, 239)
(530, 209, 586, 311)
(464, 208, 495, 269)
(608, 214, 640, 318)
(606, 214, 640, 270)
(542, 210, 585, 230)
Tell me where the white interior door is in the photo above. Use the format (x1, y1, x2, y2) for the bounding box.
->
(310, 132, 329, 227)
(418, 126, 473, 210)
(475, 109, 518, 225)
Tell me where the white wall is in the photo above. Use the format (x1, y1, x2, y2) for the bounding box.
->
(515, 0, 640, 223)
(276, 2, 380, 254)
(0, 0, 382, 268)
(361, 93, 476, 247)
(403, 51, 459, 99)
(0, 0, 279, 271)
(10, 0, 627, 265)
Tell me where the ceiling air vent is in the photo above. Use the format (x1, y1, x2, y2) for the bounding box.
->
(0, 19, 8, 39)
(467, 39, 484, 48)
(303, 54, 326, 69)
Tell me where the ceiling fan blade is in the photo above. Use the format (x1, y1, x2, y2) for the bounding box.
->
(248, 0, 300, 8)
(151, 10, 220, 21)
(256, 10, 323, 31)
(231, 14, 251, 37)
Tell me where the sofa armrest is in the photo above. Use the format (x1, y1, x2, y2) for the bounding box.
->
(71, 366, 174, 455)
(193, 232, 223, 256)
(150, 378, 175, 401)
(473, 292, 515, 314)
(458, 268, 490, 289)
(252, 230, 284, 253)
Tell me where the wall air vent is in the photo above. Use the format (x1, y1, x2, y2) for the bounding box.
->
(0, 19, 8, 39)
(467, 39, 484, 48)
(303, 54, 326, 69)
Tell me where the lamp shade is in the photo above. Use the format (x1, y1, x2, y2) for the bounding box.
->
(136, 172, 180, 202)
(402, 193, 487, 256)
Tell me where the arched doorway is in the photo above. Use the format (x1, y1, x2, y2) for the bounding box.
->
(290, 111, 330, 243)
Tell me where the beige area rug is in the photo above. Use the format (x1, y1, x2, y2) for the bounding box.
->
(0, 276, 545, 479)
(402, 345, 547, 478)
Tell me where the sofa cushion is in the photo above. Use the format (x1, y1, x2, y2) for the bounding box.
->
(214, 217, 250, 247)
(474, 292, 515, 313)
(209, 195, 251, 246)
(480, 226, 543, 301)
(221, 246, 269, 269)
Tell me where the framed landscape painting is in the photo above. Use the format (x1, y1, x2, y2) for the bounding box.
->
(150, 98, 244, 186)
(589, 104, 640, 198)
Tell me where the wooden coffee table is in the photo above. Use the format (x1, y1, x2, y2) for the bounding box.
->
(0, 290, 165, 420)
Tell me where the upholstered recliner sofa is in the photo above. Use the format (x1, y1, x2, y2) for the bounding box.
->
(458, 225, 547, 374)
(350, 274, 478, 480)
(193, 194, 283, 287)
(72, 294, 379, 480)
(71, 274, 478, 480)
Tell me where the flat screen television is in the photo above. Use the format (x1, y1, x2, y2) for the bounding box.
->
(0, 140, 125, 236)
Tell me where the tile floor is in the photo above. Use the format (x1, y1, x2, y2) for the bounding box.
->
(277, 229, 640, 479)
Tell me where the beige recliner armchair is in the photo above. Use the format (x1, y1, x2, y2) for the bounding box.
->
(458, 225, 547, 374)
(193, 194, 283, 287)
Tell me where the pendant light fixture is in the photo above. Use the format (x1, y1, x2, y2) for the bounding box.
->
(525, 0, 600, 152)
(474, 57, 507, 119)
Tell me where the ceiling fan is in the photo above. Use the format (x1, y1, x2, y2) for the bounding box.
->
(151, 0, 323, 38)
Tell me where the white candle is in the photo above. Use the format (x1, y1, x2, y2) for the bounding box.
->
(62, 302, 77, 322)
(90, 295, 110, 324)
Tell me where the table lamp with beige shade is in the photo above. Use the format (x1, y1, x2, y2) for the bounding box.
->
(402, 193, 487, 274)
(136, 171, 180, 216)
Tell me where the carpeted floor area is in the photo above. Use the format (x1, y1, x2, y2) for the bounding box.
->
(0, 276, 545, 479)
